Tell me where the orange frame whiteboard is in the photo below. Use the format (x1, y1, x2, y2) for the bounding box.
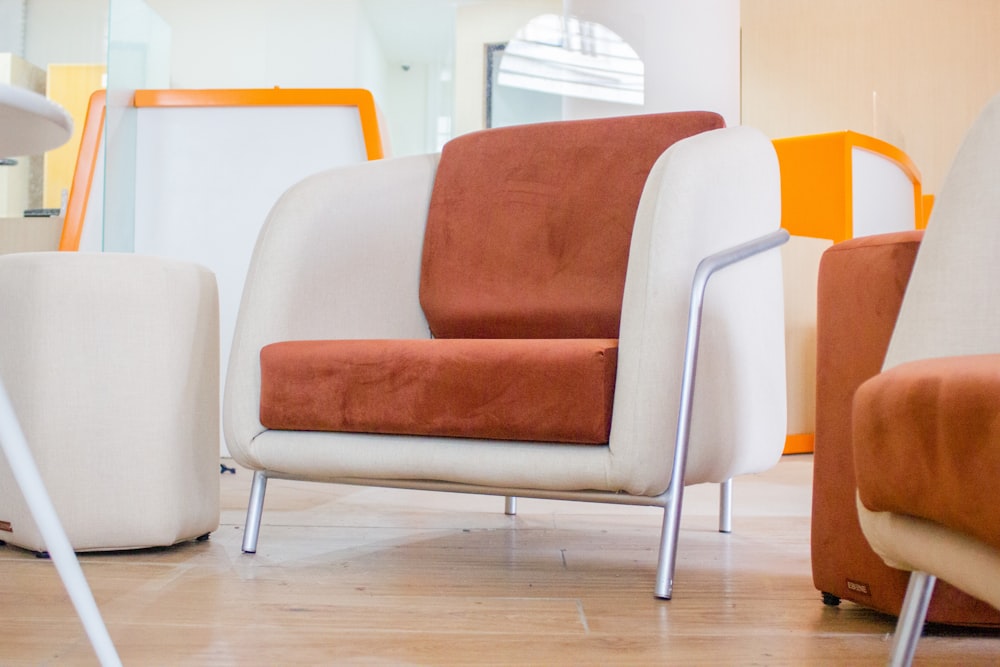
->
(59, 87, 384, 251)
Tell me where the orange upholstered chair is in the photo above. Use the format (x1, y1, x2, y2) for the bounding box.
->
(224, 112, 789, 598)
(853, 92, 1000, 665)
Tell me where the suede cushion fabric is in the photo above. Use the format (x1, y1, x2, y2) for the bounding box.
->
(854, 353, 1000, 554)
(811, 231, 924, 608)
(813, 230, 1000, 626)
(260, 338, 618, 444)
(813, 231, 924, 546)
(419, 111, 726, 340)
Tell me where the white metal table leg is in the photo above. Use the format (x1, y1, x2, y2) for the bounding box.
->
(0, 378, 121, 667)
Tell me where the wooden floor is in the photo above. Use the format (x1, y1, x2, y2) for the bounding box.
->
(2, 455, 998, 665)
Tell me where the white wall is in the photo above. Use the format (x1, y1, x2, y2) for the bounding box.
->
(0, 0, 27, 57)
(454, 0, 560, 136)
(21, 1, 394, 115)
(145, 0, 377, 90)
(100, 0, 435, 155)
(382, 62, 431, 156)
(24, 0, 106, 67)
(742, 0, 1000, 195)
(566, 0, 740, 126)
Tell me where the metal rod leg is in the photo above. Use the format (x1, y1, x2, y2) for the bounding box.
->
(889, 571, 936, 667)
(719, 478, 733, 533)
(0, 380, 121, 667)
(654, 488, 684, 599)
(504, 496, 517, 515)
(242, 470, 268, 554)
(654, 232, 790, 599)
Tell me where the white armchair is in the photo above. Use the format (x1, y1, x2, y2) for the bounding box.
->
(224, 114, 788, 599)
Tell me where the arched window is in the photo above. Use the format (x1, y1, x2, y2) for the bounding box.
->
(487, 14, 643, 128)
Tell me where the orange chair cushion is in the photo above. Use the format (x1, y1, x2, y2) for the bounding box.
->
(813, 230, 923, 551)
(260, 338, 618, 444)
(854, 354, 1000, 553)
(419, 111, 725, 340)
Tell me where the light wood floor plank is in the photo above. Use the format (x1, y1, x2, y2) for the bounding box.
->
(1, 455, 998, 665)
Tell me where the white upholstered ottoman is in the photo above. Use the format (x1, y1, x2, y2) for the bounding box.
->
(0, 252, 220, 553)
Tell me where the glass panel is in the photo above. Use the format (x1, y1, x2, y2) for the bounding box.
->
(362, 0, 456, 155)
(104, 0, 169, 251)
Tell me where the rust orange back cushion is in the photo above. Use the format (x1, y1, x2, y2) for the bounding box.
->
(419, 111, 725, 339)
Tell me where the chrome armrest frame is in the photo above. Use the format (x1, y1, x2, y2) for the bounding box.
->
(656, 227, 790, 598)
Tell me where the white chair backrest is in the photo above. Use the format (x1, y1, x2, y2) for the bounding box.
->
(884, 92, 1000, 371)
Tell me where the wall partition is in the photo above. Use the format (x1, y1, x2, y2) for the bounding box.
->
(103, 0, 169, 252)
(70, 88, 385, 456)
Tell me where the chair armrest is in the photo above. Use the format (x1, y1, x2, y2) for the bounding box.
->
(611, 125, 787, 493)
(668, 228, 789, 484)
(224, 153, 440, 464)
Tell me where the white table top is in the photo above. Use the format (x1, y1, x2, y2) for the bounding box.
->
(0, 82, 73, 158)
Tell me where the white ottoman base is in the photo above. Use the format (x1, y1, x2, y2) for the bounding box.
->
(0, 252, 219, 552)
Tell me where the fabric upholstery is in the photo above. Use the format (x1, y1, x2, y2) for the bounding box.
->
(814, 231, 998, 625)
(811, 231, 922, 609)
(883, 92, 1000, 371)
(260, 338, 617, 444)
(857, 498, 1000, 614)
(813, 231, 923, 554)
(0, 252, 220, 552)
(854, 354, 1000, 555)
(224, 125, 785, 498)
(852, 91, 1000, 630)
(419, 111, 725, 340)
(224, 153, 442, 466)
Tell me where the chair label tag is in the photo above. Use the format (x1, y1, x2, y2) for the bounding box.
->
(846, 579, 871, 596)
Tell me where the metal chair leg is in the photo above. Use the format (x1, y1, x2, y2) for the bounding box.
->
(655, 486, 685, 599)
(889, 571, 936, 667)
(719, 478, 733, 533)
(504, 496, 517, 515)
(242, 470, 269, 553)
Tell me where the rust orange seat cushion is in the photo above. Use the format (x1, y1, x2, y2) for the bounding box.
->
(854, 354, 1000, 553)
(260, 338, 618, 444)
